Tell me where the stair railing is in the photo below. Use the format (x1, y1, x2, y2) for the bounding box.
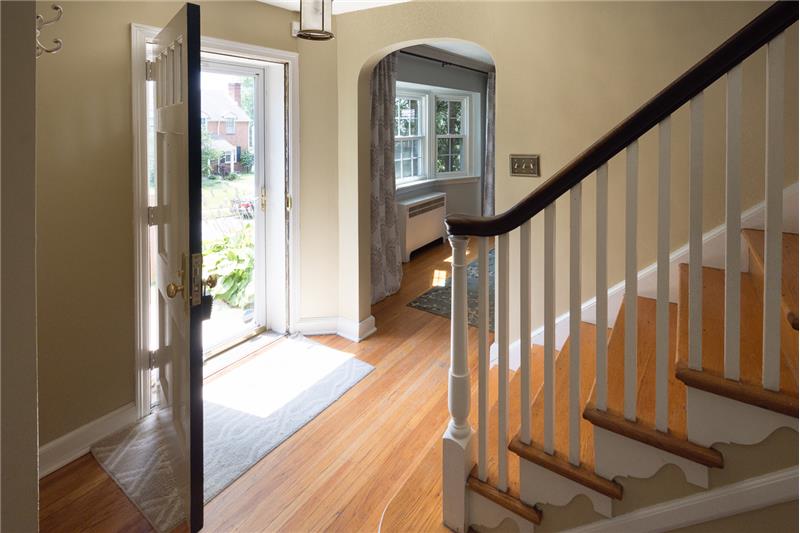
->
(441, 3, 798, 531)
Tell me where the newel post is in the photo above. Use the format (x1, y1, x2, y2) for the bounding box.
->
(442, 235, 475, 533)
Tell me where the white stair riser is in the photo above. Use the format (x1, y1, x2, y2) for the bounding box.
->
(686, 387, 798, 447)
(518, 458, 613, 518)
(594, 427, 709, 488)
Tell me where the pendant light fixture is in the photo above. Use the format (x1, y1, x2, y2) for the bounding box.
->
(298, 0, 334, 41)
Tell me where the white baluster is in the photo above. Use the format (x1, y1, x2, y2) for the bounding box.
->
(442, 235, 473, 533)
(763, 33, 785, 392)
(478, 237, 490, 481)
(569, 184, 582, 465)
(596, 164, 609, 412)
(544, 204, 556, 454)
(689, 93, 704, 371)
(497, 233, 510, 492)
(625, 141, 639, 422)
(520, 221, 532, 445)
(656, 118, 671, 433)
(725, 64, 743, 382)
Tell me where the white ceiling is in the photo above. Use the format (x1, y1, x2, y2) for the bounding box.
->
(425, 41, 494, 65)
(258, 0, 411, 15)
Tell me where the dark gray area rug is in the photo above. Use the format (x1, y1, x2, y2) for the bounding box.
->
(408, 249, 495, 331)
(92, 336, 374, 532)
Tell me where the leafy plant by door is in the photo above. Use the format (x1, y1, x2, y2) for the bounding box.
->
(203, 226, 255, 309)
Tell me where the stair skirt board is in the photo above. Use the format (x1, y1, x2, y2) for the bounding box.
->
(519, 459, 613, 518)
(594, 427, 709, 489)
(468, 491, 536, 533)
(562, 466, 798, 533)
(686, 387, 799, 448)
(490, 182, 798, 371)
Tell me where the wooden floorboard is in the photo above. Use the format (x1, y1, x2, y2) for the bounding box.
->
(40, 241, 475, 533)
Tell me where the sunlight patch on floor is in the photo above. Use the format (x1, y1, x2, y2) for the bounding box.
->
(203, 336, 359, 419)
(432, 269, 448, 287)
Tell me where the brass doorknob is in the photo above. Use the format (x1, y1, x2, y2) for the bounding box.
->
(166, 282, 184, 299)
(204, 275, 218, 289)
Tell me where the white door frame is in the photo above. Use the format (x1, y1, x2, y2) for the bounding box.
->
(131, 24, 300, 419)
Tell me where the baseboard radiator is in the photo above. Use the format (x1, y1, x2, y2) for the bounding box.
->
(397, 192, 447, 262)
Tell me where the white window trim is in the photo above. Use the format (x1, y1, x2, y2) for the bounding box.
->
(395, 81, 482, 189)
(395, 90, 428, 183)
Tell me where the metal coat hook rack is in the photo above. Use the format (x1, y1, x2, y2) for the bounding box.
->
(36, 4, 63, 58)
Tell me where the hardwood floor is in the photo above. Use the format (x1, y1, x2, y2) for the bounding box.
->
(40, 240, 472, 533)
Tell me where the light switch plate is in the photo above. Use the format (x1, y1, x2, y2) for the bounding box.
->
(510, 154, 540, 177)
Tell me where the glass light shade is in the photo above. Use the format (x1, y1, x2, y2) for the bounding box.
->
(298, 0, 334, 41)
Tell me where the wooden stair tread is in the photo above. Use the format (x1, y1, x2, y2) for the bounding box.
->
(742, 229, 799, 330)
(676, 264, 799, 417)
(741, 230, 799, 392)
(584, 296, 723, 468)
(466, 362, 543, 524)
(508, 436, 622, 499)
(603, 297, 687, 437)
(467, 468, 542, 525)
(512, 323, 623, 498)
(470, 366, 526, 506)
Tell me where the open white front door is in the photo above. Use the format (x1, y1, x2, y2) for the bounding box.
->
(152, 3, 203, 530)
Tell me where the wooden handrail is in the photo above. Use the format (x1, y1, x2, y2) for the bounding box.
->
(446, 1, 798, 237)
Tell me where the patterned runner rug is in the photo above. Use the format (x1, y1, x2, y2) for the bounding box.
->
(92, 335, 373, 532)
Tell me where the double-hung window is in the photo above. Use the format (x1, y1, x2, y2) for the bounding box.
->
(394, 94, 426, 183)
(435, 96, 468, 176)
(394, 82, 480, 188)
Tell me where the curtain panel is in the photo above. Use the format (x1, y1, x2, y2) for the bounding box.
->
(482, 69, 496, 216)
(370, 53, 403, 304)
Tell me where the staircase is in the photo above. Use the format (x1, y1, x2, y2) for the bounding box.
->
(381, 3, 798, 532)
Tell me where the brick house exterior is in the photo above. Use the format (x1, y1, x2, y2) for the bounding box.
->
(202, 82, 252, 174)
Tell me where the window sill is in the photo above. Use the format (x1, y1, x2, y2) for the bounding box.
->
(396, 175, 480, 193)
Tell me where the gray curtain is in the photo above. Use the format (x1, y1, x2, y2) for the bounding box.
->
(482, 69, 496, 216)
(370, 53, 403, 304)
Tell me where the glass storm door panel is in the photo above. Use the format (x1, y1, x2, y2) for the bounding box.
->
(199, 64, 266, 356)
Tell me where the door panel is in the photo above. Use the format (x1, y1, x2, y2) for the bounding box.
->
(152, 3, 203, 531)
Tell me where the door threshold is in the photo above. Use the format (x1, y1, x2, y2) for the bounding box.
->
(203, 330, 283, 380)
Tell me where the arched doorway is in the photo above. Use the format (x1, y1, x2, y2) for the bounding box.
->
(361, 40, 496, 316)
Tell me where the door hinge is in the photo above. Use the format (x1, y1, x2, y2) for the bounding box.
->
(285, 193, 293, 212)
(260, 186, 268, 212)
(147, 206, 160, 226)
(148, 349, 158, 369)
(145, 60, 155, 82)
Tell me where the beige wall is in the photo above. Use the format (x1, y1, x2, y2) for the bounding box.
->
(36, 1, 340, 444)
(2, 2, 39, 529)
(336, 1, 798, 336)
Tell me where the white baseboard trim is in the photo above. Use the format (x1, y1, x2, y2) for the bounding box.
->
(492, 182, 798, 371)
(293, 316, 340, 336)
(38, 402, 137, 479)
(564, 466, 798, 533)
(293, 315, 377, 343)
(337, 315, 377, 342)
